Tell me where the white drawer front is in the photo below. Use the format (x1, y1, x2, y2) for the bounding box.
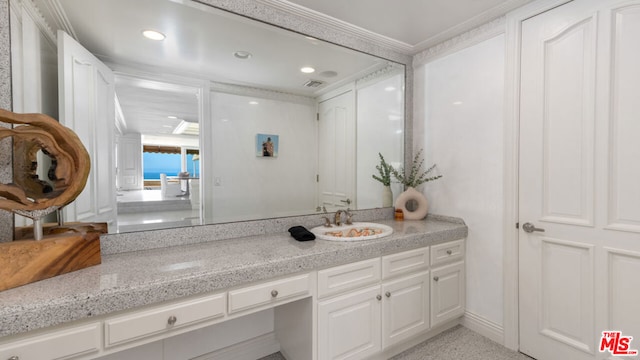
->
(0, 323, 100, 360)
(382, 247, 429, 280)
(317, 258, 381, 298)
(228, 274, 310, 314)
(105, 293, 225, 347)
(430, 239, 465, 266)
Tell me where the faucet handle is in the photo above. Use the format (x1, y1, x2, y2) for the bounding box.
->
(322, 216, 332, 227)
(345, 211, 354, 225)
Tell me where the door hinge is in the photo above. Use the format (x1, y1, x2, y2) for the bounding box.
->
(317, 113, 319, 121)
(316, 174, 319, 182)
(516, 222, 519, 229)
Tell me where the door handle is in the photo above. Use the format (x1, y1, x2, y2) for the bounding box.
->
(522, 222, 545, 233)
(340, 199, 352, 205)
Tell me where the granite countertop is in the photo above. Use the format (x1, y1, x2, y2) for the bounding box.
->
(0, 218, 467, 339)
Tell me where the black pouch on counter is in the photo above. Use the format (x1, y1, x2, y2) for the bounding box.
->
(288, 226, 316, 241)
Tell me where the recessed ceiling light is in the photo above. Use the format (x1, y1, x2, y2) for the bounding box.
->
(142, 30, 166, 41)
(452, 101, 463, 105)
(167, 115, 178, 119)
(300, 67, 315, 74)
(234, 51, 252, 60)
(319, 70, 338, 78)
(385, 86, 396, 92)
(249, 101, 259, 105)
(162, 125, 173, 128)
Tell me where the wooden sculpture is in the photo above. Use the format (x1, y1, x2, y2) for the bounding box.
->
(0, 109, 90, 211)
(0, 109, 103, 292)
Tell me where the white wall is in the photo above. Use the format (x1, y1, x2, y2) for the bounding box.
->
(207, 92, 317, 223)
(357, 73, 405, 209)
(414, 35, 505, 328)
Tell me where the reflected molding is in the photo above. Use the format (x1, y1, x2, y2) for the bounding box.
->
(0, 0, 414, 242)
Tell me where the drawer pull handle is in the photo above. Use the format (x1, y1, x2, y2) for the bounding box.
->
(446, 249, 453, 255)
(385, 291, 391, 298)
(167, 315, 177, 326)
(376, 294, 382, 301)
(271, 290, 279, 298)
(433, 276, 440, 282)
(8, 356, 19, 360)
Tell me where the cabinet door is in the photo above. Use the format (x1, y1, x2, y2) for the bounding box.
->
(317, 285, 381, 360)
(382, 271, 430, 349)
(430, 261, 465, 327)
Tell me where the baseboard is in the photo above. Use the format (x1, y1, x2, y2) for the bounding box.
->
(192, 332, 280, 360)
(462, 311, 504, 345)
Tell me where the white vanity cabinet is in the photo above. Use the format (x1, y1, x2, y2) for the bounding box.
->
(0, 323, 101, 360)
(430, 240, 465, 327)
(0, 236, 466, 360)
(316, 244, 452, 360)
(317, 285, 383, 360)
(104, 293, 226, 349)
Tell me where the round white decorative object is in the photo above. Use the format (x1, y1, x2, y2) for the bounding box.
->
(394, 187, 428, 220)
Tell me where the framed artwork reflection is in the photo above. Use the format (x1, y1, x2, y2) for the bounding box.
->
(256, 134, 279, 157)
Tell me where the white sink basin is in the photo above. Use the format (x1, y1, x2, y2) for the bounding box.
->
(310, 222, 393, 241)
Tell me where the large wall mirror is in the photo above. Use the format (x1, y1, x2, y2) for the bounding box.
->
(9, 0, 405, 233)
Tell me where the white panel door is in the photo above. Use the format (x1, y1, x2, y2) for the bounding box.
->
(382, 271, 430, 349)
(58, 30, 117, 230)
(519, 1, 640, 359)
(317, 285, 381, 360)
(318, 91, 356, 211)
(430, 261, 464, 328)
(117, 133, 143, 191)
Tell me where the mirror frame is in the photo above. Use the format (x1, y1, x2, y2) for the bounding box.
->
(0, 0, 414, 242)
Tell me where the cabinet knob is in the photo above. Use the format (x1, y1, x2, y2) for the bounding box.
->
(167, 315, 177, 326)
(271, 290, 279, 298)
(8, 356, 19, 360)
(446, 249, 452, 255)
(433, 276, 440, 282)
(376, 294, 382, 301)
(385, 291, 391, 298)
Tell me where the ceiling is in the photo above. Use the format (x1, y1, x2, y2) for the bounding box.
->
(263, 0, 533, 52)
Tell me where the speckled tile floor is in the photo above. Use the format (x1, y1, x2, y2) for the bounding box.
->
(258, 325, 533, 360)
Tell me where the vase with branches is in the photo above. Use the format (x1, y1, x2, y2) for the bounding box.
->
(392, 149, 442, 220)
(391, 149, 442, 189)
(372, 153, 394, 207)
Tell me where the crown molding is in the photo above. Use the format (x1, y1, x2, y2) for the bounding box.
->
(412, 0, 531, 54)
(209, 81, 316, 106)
(356, 63, 403, 90)
(255, 0, 414, 55)
(413, 16, 506, 67)
(15, 0, 57, 46)
(39, 0, 77, 40)
(257, 0, 531, 57)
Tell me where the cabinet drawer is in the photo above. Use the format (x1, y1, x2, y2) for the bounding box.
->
(0, 323, 100, 360)
(105, 293, 225, 348)
(430, 239, 465, 266)
(228, 273, 310, 314)
(382, 247, 429, 279)
(318, 258, 381, 298)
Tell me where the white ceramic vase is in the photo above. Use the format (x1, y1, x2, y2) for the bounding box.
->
(394, 186, 428, 220)
(382, 185, 393, 207)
